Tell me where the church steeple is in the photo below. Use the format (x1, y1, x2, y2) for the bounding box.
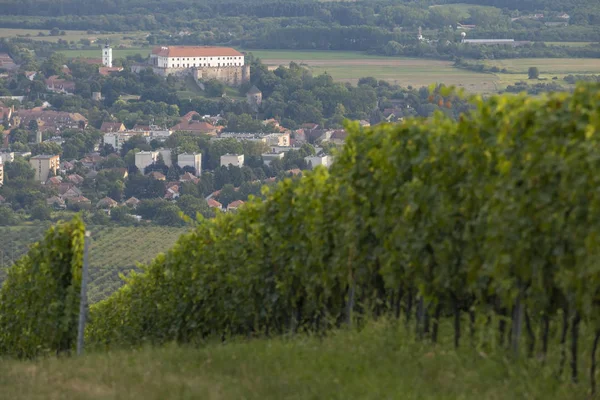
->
(102, 40, 112, 67)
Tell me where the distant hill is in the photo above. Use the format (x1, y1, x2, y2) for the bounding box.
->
(0, 225, 189, 303)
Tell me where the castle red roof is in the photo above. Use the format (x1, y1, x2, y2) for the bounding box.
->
(152, 46, 243, 58)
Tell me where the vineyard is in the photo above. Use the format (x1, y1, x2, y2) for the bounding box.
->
(3, 84, 600, 394)
(0, 226, 189, 303)
(84, 83, 600, 394)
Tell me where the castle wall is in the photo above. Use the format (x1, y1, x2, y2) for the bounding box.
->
(131, 65, 251, 87)
(193, 66, 250, 87)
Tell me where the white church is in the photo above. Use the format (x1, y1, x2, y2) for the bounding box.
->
(102, 42, 112, 67)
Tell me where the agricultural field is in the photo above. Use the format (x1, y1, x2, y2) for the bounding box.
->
(0, 28, 148, 46)
(250, 50, 499, 92)
(484, 58, 600, 75)
(0, 225, 189, 303)
(59, 47, 152, 59)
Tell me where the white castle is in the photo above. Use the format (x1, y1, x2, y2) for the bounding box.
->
(132, 46, 250, 86)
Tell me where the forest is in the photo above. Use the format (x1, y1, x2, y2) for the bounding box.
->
(1, 0, 600, 56)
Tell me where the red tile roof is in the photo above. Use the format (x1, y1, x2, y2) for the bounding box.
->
(207, 198, 222, 209)
(152, 46, 243, 58)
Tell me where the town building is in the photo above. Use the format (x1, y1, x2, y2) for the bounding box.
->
(220, 154, 244, 167)
(100, 121, 126, 133)
(133, 46, 250, 86)
(30, 154, 60, 181)
(45, 76, 76, 94)
(177, 153, 202, 176)
(0, 152, 14, 164)
(305, 155, 332, 169)
(262, 152, 285, 166)
(135, 151, 158, 172)
(13, 109, 87, 133)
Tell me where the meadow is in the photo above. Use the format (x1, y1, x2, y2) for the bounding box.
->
(0, 225, 189, 303)
(0, 320, 590, 399)
(0, 28, 148, 46)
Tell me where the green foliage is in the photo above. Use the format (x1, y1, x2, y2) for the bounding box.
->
(86, 84, 600, 393)
(528, 66, 540, 79)
(0, 216, 85, 358)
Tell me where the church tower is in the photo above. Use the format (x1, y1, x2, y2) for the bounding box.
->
(102, 41, 112, 67)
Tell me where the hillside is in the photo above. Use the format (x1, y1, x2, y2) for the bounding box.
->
(0, 321, 584, 400)
(0, 225, 189, 303)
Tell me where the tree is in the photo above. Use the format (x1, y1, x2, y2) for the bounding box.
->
(528, 67, 540, 80)
(30, 203, 52, 221)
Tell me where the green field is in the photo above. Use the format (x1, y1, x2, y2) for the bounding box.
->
(0, 320, 589, 399)
(0, 225, 189, 303)
(484, 58, 600, 74)
(0, 28, 148, 46)
(59, 48, 151, 59)
(249, 50, 499, 91)
(545, 41, 596, 47)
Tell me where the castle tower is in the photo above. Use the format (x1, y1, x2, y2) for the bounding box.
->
(102, 41, 112, 67)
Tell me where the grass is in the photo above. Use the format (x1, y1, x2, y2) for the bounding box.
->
(0, 28, 148, 46)
(0, 320, 590, 399)
(484, 58, 600, 75)
(544, 42, 596, 47)
(59, 48, 151, 59)
(0, 225, 189, 303)
(249, 50, 498, 92)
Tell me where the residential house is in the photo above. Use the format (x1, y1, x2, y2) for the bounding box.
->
(97, 197, 118, 209)
(207, 198, 223, 210)
(287, 168, 302, 176)
(0, 53, 18, 71)
(14, 109, 87, 132)
(67, 196, 91, 209)
(98, 66, 124, 76)
(66, 174, 84, 185)
(45, 76, 76, 94)
(100, 121, 126, 133)
(179, 172, 200, 184)
(59, 184, 83, 200)
(165, 184, 180, 200)
(46, 196, 66, 209)
(170, 119, 219, 136)
(227, 200, 245, 211)
(359, 120, 371, 127)
(46, 176, 63, 186)
(30, 154, 60, 182)
(125, 197, 141, 208)
(0, 160, 3, 186)
(328, 130, 348, 145)
(149, 171, 166, 181)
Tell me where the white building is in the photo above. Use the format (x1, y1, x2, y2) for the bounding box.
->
(103, 132, 137, 151)
(305, 155, 332, 169)
(262, 152, 284, 166)
(220, 154, 244, 168)
(177, 153, 202, 176)
(157, 148, 172, 167)
(0, 160, 3, 186)
(150, 46, 244, 69)
(135, 151, 158, 172)
(102, 43, 112, 67)
(0, 152, 15, 164)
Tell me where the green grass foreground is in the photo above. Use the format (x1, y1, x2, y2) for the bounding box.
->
(0, 321, 586, 400)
